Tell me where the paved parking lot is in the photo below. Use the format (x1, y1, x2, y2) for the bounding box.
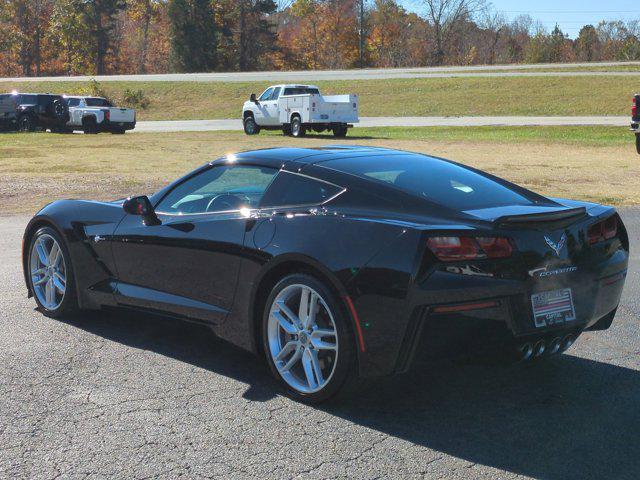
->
(1, 210, 639, 479)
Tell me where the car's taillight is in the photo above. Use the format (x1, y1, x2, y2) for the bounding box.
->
(588, 216, 618, 245)
(633, 97, 637, 119)
(426, 236, 513, 262)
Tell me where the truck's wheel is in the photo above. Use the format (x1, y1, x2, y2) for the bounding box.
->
(282, 124, 292, 136)
(82, 117, 98, 134)
(244, 116, 260, 135)
(291, 116, 305, 137)
(111, 129, 126, 135)
(18, 114, 35, 132)
(332, 125, 348, 138)
(635, 134, 640, 154)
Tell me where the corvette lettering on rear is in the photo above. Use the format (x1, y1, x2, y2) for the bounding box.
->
(528, 265, 578, 278)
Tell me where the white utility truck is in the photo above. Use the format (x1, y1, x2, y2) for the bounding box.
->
(65, 96, 136, 134)
(242, 84, 358, 138)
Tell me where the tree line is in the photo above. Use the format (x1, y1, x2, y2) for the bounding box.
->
(2, 0, 640, 77)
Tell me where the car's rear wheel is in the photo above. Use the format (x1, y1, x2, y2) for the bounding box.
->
(290, 116, 305, 137)
(28, 227, 78, 318)
(82, 117, 98, 134)
(635, 134, 640, 154)
(18, 114, 35, 132)
(262, 274, 355, 403)
(244, 115, 260, 135)
(332, 125, 348, 138)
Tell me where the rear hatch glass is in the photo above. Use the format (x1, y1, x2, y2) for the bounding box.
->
(318, 154, 544, 211)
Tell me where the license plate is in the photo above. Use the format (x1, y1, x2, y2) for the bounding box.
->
(531, 288, 576, 328)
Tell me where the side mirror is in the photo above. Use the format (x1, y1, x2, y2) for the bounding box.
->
(250, 93, 258, 104)
(122, 195, 160, 225)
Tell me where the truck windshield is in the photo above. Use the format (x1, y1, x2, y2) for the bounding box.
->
(86, 98, 111, 107)
(283, 87, 319, 95)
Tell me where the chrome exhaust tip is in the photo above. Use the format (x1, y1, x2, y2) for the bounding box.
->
(548, 337, 562, 355)
(533, 340, 546, 357)
(560, 334, 576, 352)
(518, 342, 534, 361)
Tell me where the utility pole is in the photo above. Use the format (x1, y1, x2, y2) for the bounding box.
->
(359, 0, 364, 69)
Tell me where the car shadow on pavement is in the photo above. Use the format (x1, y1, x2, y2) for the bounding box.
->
(63, 309, 640, 480)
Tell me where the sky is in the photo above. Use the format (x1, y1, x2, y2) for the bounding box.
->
(400, 0, 640, 38)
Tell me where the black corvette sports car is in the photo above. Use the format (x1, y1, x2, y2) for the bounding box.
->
(23, 146, 629, 402)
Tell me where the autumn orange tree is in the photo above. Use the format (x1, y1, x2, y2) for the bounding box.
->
(3, 0, 640, 77)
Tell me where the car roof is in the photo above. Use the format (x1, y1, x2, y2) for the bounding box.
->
(64, 96, 105, 99)
(270, 84, 320, 90)
(4, 92, 60, 96)
(229, 146, 405, 165)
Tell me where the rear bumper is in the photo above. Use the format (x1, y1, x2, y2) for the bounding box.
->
(351, 238, 629, 379)
(99, 121, 136, 132)
(394, 250, 628, 373)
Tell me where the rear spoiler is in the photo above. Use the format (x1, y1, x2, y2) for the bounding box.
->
(495, 207, 587, 228)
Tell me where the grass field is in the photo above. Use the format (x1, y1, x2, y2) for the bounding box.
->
(2, 74, 639, 121)
(1, 126, 638, 214)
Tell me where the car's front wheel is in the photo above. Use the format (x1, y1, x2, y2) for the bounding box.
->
(28, 226, 78, 318)
(635, 134, 640, 154)
(262, 274, 355, 403)
(243, 115, 260, 135)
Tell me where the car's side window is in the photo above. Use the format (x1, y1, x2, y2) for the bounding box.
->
(156, 165, 278, 215)
(260, 172, 344, 208)
(270, 87, 281, 101)
(66, 98, 80, 107)
(258, 88, 274, 102)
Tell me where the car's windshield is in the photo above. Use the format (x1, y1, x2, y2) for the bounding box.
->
(320, 154, 536, 211)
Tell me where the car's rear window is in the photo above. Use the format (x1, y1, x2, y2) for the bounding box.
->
(320, 154, 535, 211)
(86, 98, 110, 107)
(283, 87, 319, 95)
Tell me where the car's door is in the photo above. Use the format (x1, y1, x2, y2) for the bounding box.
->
(259, 86, 281, 126)
(66, 98, 81, 125)
(253, 87, 274, 126)
(111, 163, 279, 324)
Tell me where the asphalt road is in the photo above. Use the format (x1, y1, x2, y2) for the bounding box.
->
(1, 209, 639, 479)
(134, 116, 629, 133)
(2, 61, 640, 82)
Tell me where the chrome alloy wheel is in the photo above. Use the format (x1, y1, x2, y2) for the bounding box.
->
(267, 284, 338, 394)
(29, 234, 66, 310)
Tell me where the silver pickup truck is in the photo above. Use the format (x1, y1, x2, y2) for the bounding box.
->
(65, 96, 136, 134)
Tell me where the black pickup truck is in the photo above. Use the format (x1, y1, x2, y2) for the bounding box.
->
(0, 92, 70, 132)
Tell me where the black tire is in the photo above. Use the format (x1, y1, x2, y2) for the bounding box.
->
(243, 115, 260, 135)
(635, 134, 640, 154)
(18, 114, 35, 132)
(262, 274, 356, 403)
(82, 117, 98, 134)
(332, 125, 348, 138)
(282, 124, 292, 136)
(49, 99, 69, 123)
(290, 116, 305, 137)
(27, 226, 79, 319)
(111, 128, 126, 135)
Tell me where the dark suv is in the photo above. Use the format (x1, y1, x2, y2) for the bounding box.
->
(0, 93, 70, 132)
